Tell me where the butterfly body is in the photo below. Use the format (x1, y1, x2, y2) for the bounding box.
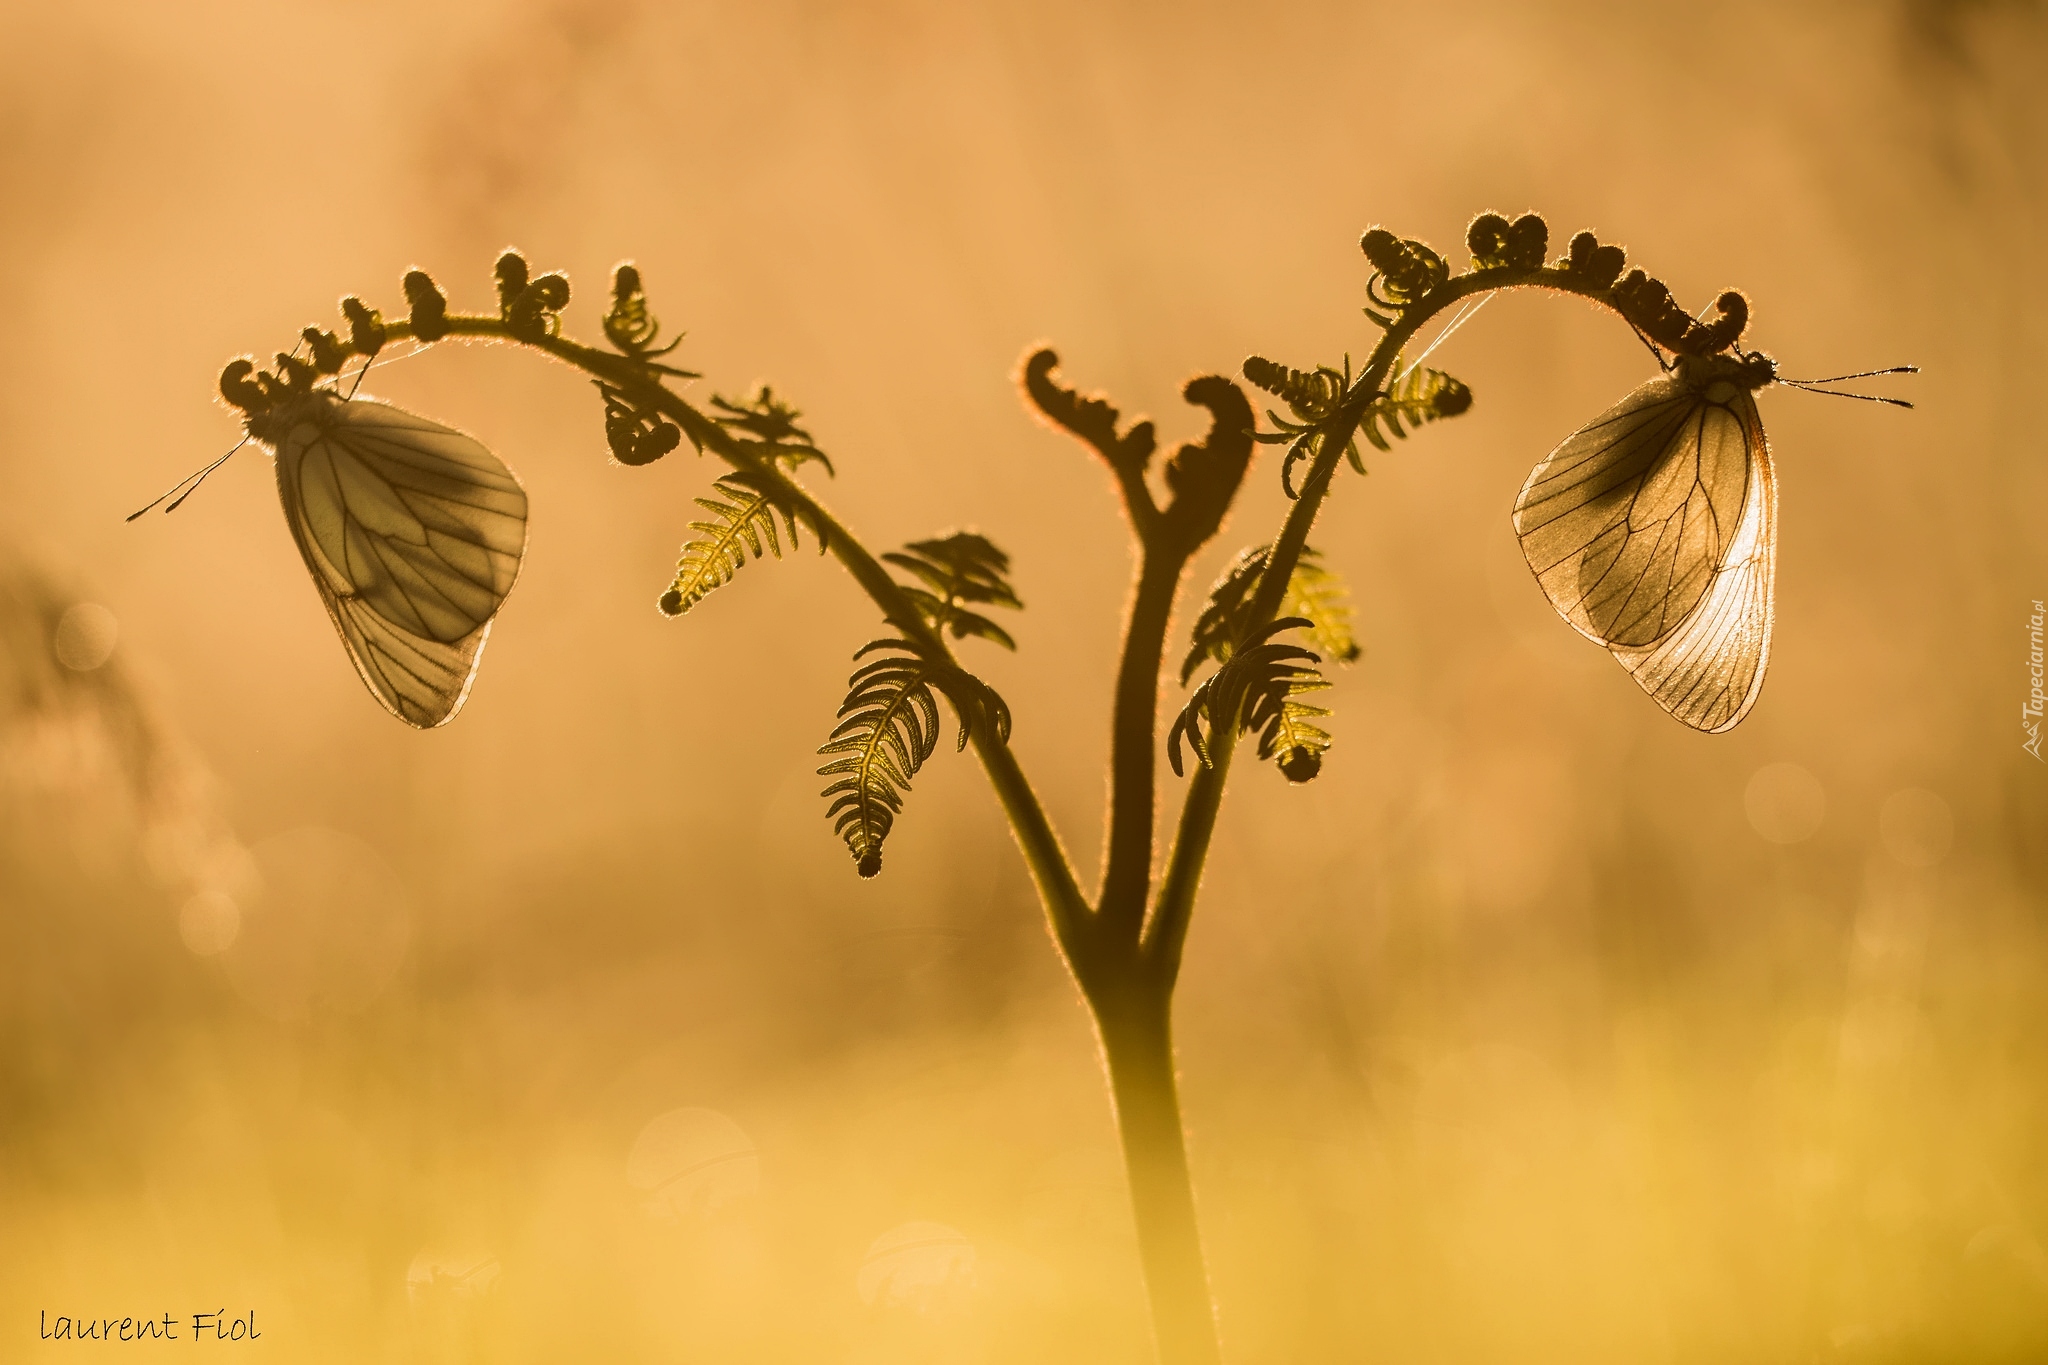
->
(255, 391, 528, 729)
(1514, 350, 1778, 733)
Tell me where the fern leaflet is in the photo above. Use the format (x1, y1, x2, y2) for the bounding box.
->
(883, 532, 1022, 650)
(1181, 545, 1359, 680)
(1262, 676, 1333, 784)
(1243, 353, 1472, 492)
(817, 640, 1012, 878)
(1181, 552, 1357, 781)
(1283, 550, 1361, 666)
(1358, 364, 1472, 453)
(711, 384, 833, 474)
(657, 471, 821, 617)
(1168, 618, 1324, 777)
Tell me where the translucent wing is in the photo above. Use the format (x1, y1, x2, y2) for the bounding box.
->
(272, 395, 528, 728)
(1608, 392, 1776, 732)
(1513, 376, 1752, 649)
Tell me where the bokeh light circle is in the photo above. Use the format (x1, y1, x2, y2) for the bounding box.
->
(1744, 762, 1826, 844)
(625, 1107, 760, 1220)
(178, 888, 241, 955)
(52, 602, 118, 671)
(856, 1221, 976, 1311)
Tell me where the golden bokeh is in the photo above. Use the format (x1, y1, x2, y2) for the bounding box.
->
(3, 1, 2044, 1360)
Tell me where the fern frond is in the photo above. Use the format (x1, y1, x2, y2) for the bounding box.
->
(712, 384, 834, 475)
(819, 640, 942, 878)
(657, 471, 819, 617)
(1168, 618, 1323, 777)
(1261, 677, 1333, 784)
(1181, 545, 1359, 681)
(1180, 553, 1356, 781)
(1358, 365, 1473, 454)
(1181, 545, 1269, 684)
(884, 532, 1022, 650)
(1242, 354, 1363, 495)
(816, 640, 1011, 877)
(1242, 356, 1345, 422)
(1283, 550, 1361, 665)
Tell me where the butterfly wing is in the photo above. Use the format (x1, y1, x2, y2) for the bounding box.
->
(273, 395, 528, 728)
(1513, 375, 1753, 649)
(1607, 390, 1776, 732)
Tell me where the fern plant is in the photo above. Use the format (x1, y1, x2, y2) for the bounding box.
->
(171, 210, 1835, 1364)
(656, 471, 817, 617)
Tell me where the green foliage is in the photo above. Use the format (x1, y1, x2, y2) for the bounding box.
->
(1181, 547, 1356, 782)
(1240, 357, 1344, 424)
(657, 472, 821, 618)
(1281, 550, 1361, 667)
(1263, 675, 1333, 784)
(1243, 354, 1363, 498)
(1168, 617, 1325, 778)
(402, 269, 449, 342)
(884, 532, 1022, 650)
(1358, 363, 1472, 454)
(1243, 352, 1470, 495)
(710, 385, 830, 469)
(653, 387, 834, 615)
(1183, 544, 1358, 680)
(488, 250, 569, 342)
(603, 262, 684, 360)
(817, 640, 1012, 878)
(1180, 545, 1268, 684)
(1613, 274, 1750, 356)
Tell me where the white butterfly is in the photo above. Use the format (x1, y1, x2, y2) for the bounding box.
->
(253, 392, 528, 728)
(1513, 352, 1779, 733)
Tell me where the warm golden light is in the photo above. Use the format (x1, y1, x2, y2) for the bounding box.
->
(2, 2, 2043, 1362)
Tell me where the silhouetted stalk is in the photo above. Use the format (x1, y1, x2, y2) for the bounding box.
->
(284, 249, 1673, 1362)
(1095, 980, 1218, 1365)
(1099, 553, 1188, 936)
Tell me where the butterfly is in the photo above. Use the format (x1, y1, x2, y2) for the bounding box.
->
(1512, 350, 1907, 733)
(251, 391, 529, 728)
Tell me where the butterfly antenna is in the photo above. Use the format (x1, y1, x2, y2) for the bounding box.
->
(126, 437, 248, 521)
(1778, 364, 1917, 409)
(1781, 382, 1914, 409)
(1781, 365, 1918, 384)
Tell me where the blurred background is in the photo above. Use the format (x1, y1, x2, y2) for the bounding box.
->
(3, 0, 2044, 1360)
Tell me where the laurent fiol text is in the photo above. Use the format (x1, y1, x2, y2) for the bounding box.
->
(38, 1309, 259, 1342)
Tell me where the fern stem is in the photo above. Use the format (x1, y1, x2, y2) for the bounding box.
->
(1097, 985, 1221, 1365)
(336, 313, 1097, 961)
(1146, 263, 1581, 970)
(320, 262, 1653, 1362)
(1098, 550, 1189, 939)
